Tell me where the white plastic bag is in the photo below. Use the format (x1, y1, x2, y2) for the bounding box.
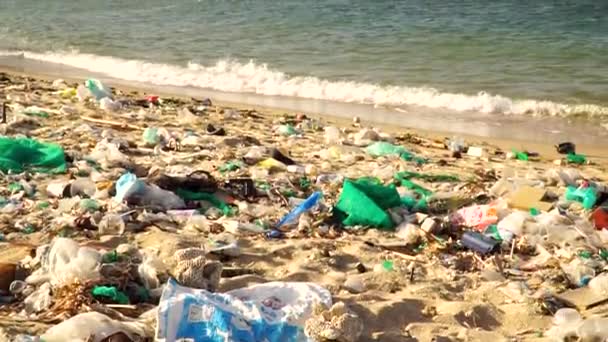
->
(41, 238, 101, 286)
(41, 312, 143, 342)
(156, 279, 332, 342)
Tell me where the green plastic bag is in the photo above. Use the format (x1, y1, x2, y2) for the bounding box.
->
(0, 137, 66, 174)
(334, 178, 401, 230)
(91, 286, 129, 304)
(367, 142, 427, 164)
(175, 188, 234, 216)
(366, 142, 406, 157)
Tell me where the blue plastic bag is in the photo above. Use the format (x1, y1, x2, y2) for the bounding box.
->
(156, 278, 332, 342)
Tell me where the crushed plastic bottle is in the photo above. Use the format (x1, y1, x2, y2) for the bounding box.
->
(276, 192, 322, 228)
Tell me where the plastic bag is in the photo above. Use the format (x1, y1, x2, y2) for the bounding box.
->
(41, 312, 144, 342)
(156, 278, 332, 342)
(41, 237, 102, 286)
(451, 204, 498, 230)
(366, 141, 406, 157)
(89, 139, 130, 166)
(0, 137, 66, 174)
(99, 97, 120, 112)
(334, 178, 401, 230)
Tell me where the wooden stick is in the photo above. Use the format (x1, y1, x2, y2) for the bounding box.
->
(81, 115, 143, 130)
(391, 250, 425, 263)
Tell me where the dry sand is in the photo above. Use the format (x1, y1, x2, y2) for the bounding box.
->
(0, 70, 606, 341)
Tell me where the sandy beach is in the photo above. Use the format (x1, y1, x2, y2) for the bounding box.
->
(0, 69, 608, 342)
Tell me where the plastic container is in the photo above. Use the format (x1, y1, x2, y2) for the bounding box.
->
(461, 231, 500, 254)
(566, 185, 597, 210)
(276, 192, 322, 228)
(98, 214, 126, 236)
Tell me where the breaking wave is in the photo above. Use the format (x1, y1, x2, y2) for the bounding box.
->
(2, 49, 608, 118)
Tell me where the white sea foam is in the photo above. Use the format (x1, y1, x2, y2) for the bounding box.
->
(3, 49, 608, 118)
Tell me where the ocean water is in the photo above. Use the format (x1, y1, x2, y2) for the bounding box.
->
(1, 0, 608, 121)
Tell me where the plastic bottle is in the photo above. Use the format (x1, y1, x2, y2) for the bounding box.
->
(276, 192, 322, 228)
(85, 79, 112, 101)
(566, 185, 597, 209)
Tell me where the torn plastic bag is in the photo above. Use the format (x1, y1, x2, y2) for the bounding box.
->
(156, 278, 332, 342)
(334, 178, 401, 230)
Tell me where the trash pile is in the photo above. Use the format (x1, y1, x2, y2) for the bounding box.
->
(1, 72, 608, 340)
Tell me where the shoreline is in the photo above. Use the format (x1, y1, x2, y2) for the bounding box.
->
(1, 63, 607, 162)
(0, 59, 608, 159)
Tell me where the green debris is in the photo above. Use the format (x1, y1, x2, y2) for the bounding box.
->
(0, 137, 66, 174)
(91, 286, 129, 304)
(512, 149, 529, 161)
(599, 249, 608, 261)
(567, 153, 586, 165)
(23, 106, 50, 118)
(394, 171, 459, 183)
(414, 242, 428, 253)
(219, 160, 244, 173)
(21, 225, 35, 234)
(277, 124, 298, 136)
(8, 182, 23, 193)
(176, 189, 234, 216)
(530, 208, 540, 216)
(299, 177, 311, 190)
(484, 224, 503, 241)
(37, 201, 50, 209)
(334, 178, 401, 230)
(382, 260, 394, 272)
(79, 199, 100, 212)
(142, 127, 161, 145)
(578, 250, 593, 259)
(102, 250, 119, 263)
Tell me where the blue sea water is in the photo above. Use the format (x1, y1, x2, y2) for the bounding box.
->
(0, 0, 607, 119)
